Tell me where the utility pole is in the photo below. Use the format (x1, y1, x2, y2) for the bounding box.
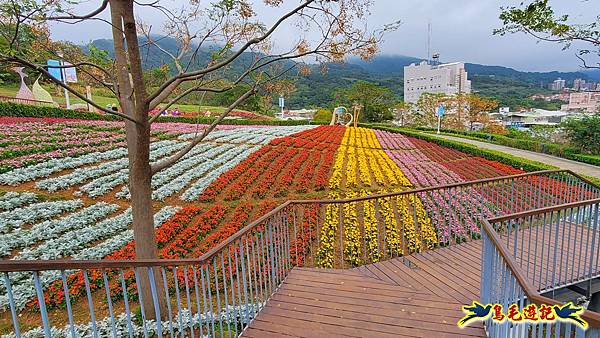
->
(427, 21, 431, 64)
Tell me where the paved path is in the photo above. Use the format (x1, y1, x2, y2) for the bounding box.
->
(429, 133, 600, 179)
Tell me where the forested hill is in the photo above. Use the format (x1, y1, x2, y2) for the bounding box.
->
(88, 37, 591, 110)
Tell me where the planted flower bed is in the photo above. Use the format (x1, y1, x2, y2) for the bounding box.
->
(1, 120, 589, 335)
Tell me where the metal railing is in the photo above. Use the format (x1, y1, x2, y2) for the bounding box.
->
(0, 170, 599, 337)
(482, 198, 600, 337)
(307, 169, 600, 268)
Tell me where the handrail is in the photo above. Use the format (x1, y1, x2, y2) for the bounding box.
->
(482, 212, 600, 327)
(488, 197, 600, 223)
(0, 169, 594, 272)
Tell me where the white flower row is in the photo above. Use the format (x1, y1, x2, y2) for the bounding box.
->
(0, 203, 119, 257)
(0, 200, 83, 234)
(79, 142, 188, 197)
(115, 142, 231, 199)
(178, 125, 315, 144)
(0, 206, 178, 310)
(78, 171, 128, 198)
(16, 207, 133, 261)
(0, 147, 128, 186)
(150, 143, 232, 189)
(152, 145, 250, 201)
(0, 192, 37, 211)
(1, 303, 263, 338)
(72, 206, 179, 260)
(180, 145, 261, 201)
(0, 140, 177, 186)
(35, 158, 129, 192)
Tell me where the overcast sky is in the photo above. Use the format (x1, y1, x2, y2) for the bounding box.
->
(49, 0, 596, 72)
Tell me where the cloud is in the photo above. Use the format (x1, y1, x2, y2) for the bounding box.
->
(48, 0, 597, 72)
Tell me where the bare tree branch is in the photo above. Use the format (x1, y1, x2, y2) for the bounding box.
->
(147, 0, 315, 106)
(45, 0, 109, 21)
(148, 85, 234, 124)
(575, 53, 600, 69)
(150, 86, 256, 174)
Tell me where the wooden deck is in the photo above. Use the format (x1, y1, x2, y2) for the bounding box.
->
(242, 223, 600, 338)
(243, 241, 486, 338)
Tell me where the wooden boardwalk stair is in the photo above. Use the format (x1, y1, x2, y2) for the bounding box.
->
(243, 241, 487, 338)
(243, 221, 600, 337)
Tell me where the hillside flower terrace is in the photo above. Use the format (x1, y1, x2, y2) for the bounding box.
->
(0, 120, 599, 337)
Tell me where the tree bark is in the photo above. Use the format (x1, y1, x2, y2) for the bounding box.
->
(109, 0, 165, 320)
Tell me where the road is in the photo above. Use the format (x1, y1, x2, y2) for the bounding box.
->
(429, 133, 600, 179)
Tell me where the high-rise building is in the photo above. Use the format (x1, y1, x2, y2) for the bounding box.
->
(403, 61, 471, 103)
(551, 78, 566, 91)
(573, 78, 585, 91)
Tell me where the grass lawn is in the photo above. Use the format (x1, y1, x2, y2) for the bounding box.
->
(1, 85, 231, 113)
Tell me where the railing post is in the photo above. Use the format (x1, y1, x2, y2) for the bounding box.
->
(147, 267, 163, 338)
(119, 270, 135, 338)
(4, 272, 21, 338)
(83, 271, 99, 338)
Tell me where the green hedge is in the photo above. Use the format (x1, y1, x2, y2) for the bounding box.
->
(570, 154, 600, 167)
(0, 101, 312, 126)
(585, 175, 600, 187)
(372, 125, 556, 172)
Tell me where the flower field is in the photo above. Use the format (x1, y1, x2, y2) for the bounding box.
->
(1, 117, 580, 335)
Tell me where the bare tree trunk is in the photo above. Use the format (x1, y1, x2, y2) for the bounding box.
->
(109, 0, 165, 320)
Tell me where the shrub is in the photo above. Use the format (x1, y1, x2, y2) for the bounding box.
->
(0, 102, 312, 126)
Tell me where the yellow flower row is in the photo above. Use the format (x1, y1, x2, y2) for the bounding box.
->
(361, 189, 381, 263)
(328, 144, 345, 190)
(356, 147, 372, 186)
(346, 146, 358, 187)
(317, 127, 438, 267)
(377, 191, 403, 257)
(393, 191, 438, 253)
(316, 191, 340, 268)
(342, 190, 362, 266)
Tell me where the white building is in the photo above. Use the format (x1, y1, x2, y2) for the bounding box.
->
(550, 78, 566, 91)
(573, 78, 585, 91)
(503, 109, 570, 128)
(403, 61, 471, 103)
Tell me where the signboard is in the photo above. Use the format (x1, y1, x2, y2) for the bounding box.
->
(47, 60, 62, 81)
(63, 62, 77, 83)
(436, 104, 446, 117)
(278, 97, 285, 108)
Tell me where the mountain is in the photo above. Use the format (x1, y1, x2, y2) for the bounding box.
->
(583, 69, 600, 81)
(86, 37, 587, 110)
(347, 55, 590, 85)
(347, 55, 422, 75)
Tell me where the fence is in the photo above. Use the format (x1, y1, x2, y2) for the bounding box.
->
(0, 96, 56, 107)
(482, 198, 600, 337)
(0, 170, 599, 337)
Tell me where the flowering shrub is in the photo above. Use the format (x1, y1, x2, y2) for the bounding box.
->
(342, 191, 362, 266)
(361, 189, 381, 263)
(315, 192, 339, 268)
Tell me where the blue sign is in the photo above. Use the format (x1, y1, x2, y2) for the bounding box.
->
(436, 104, 446, 117)
(278, 97, 285, 108)
(47, 60, 62, 81)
